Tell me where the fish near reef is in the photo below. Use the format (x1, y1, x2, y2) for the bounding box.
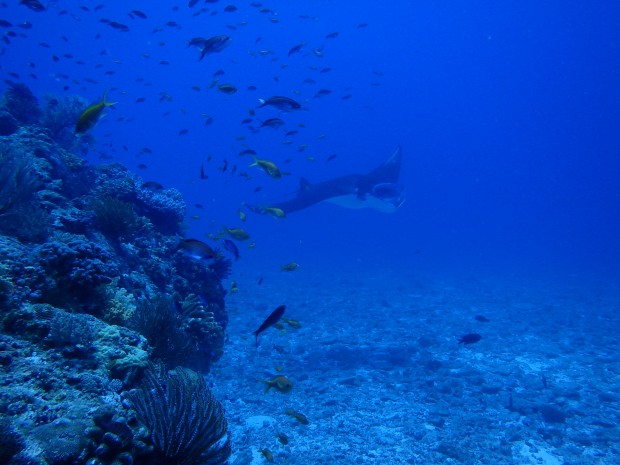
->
(253, 305, 285, 346)
(284, 408, 309, 425)
(276, 432, 289, 445)
(458, 333, 481, 345)
(258, 449, 274, 462)
(262, 375, 293, 394)
(75, 90, 117, 133)
(177, 238, 216, 261)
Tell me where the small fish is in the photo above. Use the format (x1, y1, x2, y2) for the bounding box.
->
(288, 42, 305, 56)
(200, 164, 208, 180)
(458, 333, 482, 345)
(257, 96, 301, 111)
(223, 227, 250, 241)
(263, 207, 286, 219)
(280, 262, 299, 272)
(475, 315, 490, 322)
(258, 449, 274, 462)
(230, 280, 239, 293)
(107, 21, 130, 32)
(284, 318, 301, 329)
(253, 305, 285, 346)
(222, 239, 240, 261)
(276, 432, 289, 445)
(130, 9, 147, 19)
(19, 0, 45, 12)
(178, 238, 216, 261)
(218, 84, 237, 94)
(75, 90, 117, 134)
(284, 408, 309, 424)
(250, 157, 281, 179)
(262, 374, 292, 393)
(141, 181, 164, 192)
(314, 88, 332, 98)
(259, 118, 285, 129)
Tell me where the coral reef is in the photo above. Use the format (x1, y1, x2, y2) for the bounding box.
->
(0, 84, 232, 465)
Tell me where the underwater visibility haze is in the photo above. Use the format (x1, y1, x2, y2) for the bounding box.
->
(0, 1, 619, 464)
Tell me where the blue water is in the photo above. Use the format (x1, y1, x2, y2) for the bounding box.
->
(2, 1, 620, 464)
(3, 1, 619, 281)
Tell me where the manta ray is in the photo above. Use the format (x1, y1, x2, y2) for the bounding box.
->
(250, 147, 405, 215)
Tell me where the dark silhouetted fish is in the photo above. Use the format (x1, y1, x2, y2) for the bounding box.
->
(253, 305, 285, 347)
(178, 238, 216, 261)
(20, 0, 45, 12)
(475, 315, 490, 322)
(141, 181, 164, 192)
(257, 96, 301, 111)
(458, 333, 481, 345)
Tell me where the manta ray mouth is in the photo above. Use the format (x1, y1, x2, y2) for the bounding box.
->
(371, 183, 405, 210)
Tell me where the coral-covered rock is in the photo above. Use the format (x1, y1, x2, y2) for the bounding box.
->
(2, 81, 41, 124)
(0, 110, 18, 136)
(0, 84, 232, 465)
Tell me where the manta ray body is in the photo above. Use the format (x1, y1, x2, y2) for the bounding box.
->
(264, 147, 405, 215)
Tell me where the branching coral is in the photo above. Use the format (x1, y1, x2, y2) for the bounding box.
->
(127, 366, 231, 465)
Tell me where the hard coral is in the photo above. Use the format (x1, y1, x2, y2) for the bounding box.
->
(136, 187, 186, 235)
(35, 234, 119, 308)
